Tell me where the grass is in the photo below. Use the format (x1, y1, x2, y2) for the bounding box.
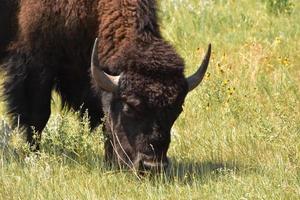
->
(1, 0, 300, 199)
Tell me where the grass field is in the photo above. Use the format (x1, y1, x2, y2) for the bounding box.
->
(1, 0, 300, 199)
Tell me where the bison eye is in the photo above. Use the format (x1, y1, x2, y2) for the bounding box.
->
(122, 103, 136, 117)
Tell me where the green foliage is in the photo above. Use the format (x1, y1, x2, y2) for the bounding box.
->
(264, 0, 295, 15)
(1, 0, 300, 199)
(41, 111, 104, 165)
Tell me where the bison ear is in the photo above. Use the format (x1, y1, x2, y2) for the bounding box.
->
(91, 38, 120, 92)
(186, 44, 211, 92)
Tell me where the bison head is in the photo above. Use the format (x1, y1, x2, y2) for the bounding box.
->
(91, 39, 211, 172)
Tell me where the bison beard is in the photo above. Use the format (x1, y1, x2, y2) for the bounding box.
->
(1, 0, 211, 172)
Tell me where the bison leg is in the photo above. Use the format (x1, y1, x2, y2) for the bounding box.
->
(3, 53, 54, 150)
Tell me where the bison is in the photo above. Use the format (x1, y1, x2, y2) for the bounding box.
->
(2, 0, 211, 171)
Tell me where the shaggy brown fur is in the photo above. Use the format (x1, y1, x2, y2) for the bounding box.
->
(3, 0, 100, 149)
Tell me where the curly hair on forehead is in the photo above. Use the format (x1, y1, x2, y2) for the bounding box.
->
(119, 70, 188, 109)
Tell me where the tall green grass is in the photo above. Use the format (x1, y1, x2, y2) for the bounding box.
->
(1, 0, 299, 199)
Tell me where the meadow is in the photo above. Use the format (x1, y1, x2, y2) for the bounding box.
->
(0, 0, 299, 199)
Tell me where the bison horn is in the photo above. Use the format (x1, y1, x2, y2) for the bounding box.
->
(91, 38, 120, 92)
(187, 44, 211, 92)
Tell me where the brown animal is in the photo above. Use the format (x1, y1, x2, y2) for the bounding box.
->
(2, 0, 211, 171)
